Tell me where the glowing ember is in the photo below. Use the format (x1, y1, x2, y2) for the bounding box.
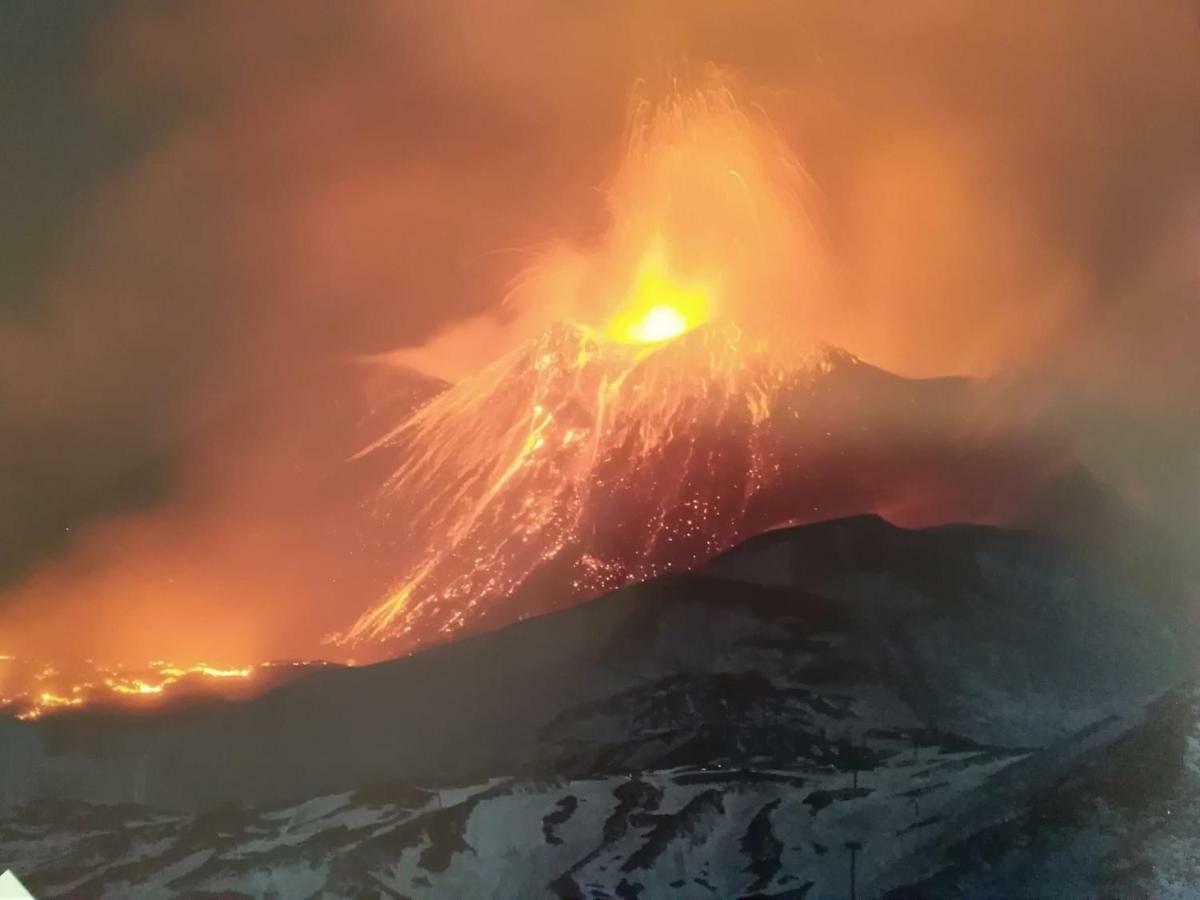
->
(31, 692, 84, 715)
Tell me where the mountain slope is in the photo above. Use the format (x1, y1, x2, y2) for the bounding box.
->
(1, 510, 1195, 899)
(8, 684, 1199, 899)
(881, 679, 1200, 899)
(350, 322, 1070, 655)
(2, 516, 1189, 811)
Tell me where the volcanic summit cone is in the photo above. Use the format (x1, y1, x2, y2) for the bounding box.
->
(346, 321, 1064, 652)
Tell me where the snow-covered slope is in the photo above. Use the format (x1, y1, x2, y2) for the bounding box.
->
(1, 515, 1194, 897)
(4, 684, 1198, 899)
(3, 748, 1020, 898)
(882, 679, 1200, 898)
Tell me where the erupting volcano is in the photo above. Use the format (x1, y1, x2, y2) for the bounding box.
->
(343, 78, 1065, 653)
(7, 9, 1198, 897)
(0, 78, 1072, 710)
(348, 322, 823, 645)
(347, 320, 1061, 652)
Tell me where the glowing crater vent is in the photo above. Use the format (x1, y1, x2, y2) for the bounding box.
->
(342, 77, 839, 652)
(628, 305, 689, 343)
(607, 246, 711, 344)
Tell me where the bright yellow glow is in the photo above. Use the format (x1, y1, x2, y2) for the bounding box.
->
(628, 305, 689, 343)
(607, 246, 711, 344)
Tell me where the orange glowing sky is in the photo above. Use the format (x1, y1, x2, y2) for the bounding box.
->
(1, 1, 1198, 675)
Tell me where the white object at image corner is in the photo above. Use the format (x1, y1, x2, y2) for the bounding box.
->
(0, 871, 34, 900)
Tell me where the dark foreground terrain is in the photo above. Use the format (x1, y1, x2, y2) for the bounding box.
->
(2, 516, 1196, 898)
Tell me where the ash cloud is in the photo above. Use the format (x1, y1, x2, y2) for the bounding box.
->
(1, 0, 1197, 661)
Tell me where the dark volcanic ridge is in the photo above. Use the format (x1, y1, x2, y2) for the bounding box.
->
(2, 514, 1195, 898)
(348, 322, 1076, 653)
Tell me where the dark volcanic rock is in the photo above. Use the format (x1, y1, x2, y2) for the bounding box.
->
(1, 515, 1195, 898)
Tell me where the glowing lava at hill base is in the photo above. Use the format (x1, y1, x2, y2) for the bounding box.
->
(0, 655, 343, 720)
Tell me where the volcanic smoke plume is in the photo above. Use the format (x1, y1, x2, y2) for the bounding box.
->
(346, 81, 1068, 652)
(2, 2, 1197, 697)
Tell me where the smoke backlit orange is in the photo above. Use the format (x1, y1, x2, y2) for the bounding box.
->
(2, 1, 1195, 727)
(491, 70, 827, 353)
(340, 75, 840, 648)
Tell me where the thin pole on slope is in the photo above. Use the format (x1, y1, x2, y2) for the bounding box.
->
(845, 840, 862, 900)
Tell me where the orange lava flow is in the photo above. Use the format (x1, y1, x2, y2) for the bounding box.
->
(345, 320, 848, 649)
(0, 655, 340, 720)
(342, 74, 832, 650)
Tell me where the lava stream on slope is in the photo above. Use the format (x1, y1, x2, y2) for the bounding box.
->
(346, 321, 1064, 653)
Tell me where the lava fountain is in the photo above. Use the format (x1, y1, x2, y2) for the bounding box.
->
(343, 73, 1067, 654)
(340, 77, 876, 649)
(1, 75, 1066, 717)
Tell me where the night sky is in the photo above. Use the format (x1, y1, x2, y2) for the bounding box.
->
(2, 1, 1197, 664)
